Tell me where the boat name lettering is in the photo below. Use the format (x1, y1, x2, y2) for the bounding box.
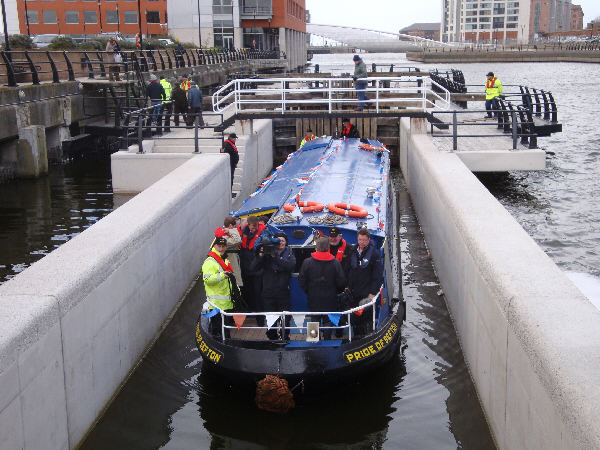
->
(344, 322, 398, 364)
(196, 324, 223, 364)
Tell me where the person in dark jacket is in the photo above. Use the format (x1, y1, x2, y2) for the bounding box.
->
(221, 133, 240, 188)
(299, 237, 346, 338)
(187, 83, 205, 127)
(328, 227, 352, 274)
(252, 232, 296, 340)
(145, 74, 165, 130)
(340, 118, 360, 139)
(171, 83, 188, 127)
(239, 216, 267, 325)
(347, 228, 384, 336)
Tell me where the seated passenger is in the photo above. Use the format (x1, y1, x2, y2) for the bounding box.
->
(347, 228, 384, 336)
(252, 232, 296, 340)
(298, 237, 346, 338)
(202, 237, 235, 337)
(214, 215, 242, 288)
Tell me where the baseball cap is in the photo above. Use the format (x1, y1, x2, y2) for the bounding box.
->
(353, 55, 360, 61)
(486, 72, 494, 77)
(329, 227, 341, 237)
(228, 133, 238, 139)
(214, 237, 227, 246)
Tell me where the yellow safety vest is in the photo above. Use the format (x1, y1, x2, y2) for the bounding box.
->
(300, 135, 315, 148)
(202, 251, 234, 311)
(160, 79, 172, 103)
(485, 77, 503, 100)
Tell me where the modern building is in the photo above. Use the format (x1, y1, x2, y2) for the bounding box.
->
(441, 0, 576, 44)
(400, 23, 441, 41)
(167, 0, 307, 70)
(14, 0, 168, 37)
(570, 4, 584, 31)
(1, 0, 20, 35)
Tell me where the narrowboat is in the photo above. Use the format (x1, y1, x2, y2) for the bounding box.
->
(195, 136, 405, 387)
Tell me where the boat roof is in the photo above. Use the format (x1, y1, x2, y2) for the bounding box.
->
(233, 137, 390, 246)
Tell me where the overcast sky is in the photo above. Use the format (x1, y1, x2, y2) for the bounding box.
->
(306, 0, 600, 33)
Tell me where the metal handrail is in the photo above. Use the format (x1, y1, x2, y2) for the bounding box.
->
(0, 48, 283, 87)
(212, 76, 452, 114)
(205, 288, 384, 343)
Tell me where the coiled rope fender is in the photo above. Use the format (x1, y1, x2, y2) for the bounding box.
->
(327, 203, 368, 218)
(255, 375, 295, 414)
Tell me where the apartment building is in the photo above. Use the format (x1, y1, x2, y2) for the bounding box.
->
(441, 0, 575, 44)
(15, 0, 168, 36)
(570, 4, 583, 31)
(167, 0, 307, 70)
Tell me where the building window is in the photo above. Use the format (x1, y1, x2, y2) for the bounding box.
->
(26, 10, 38, 24)
(124, 11, 138, 24)
(105, 10, 119, 24)
(214, 19, 234, 49)
(213, 0, 233, 15)
(146, 10, 160, 23)
(84, 11, 97, 24)
(43, 10, 57, 24)
(65, 11, 79, 24)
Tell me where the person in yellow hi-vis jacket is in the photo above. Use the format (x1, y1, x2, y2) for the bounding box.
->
(202, 236, 235, 337)
(485, 71, 503, 119)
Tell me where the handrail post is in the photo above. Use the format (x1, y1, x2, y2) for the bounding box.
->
(281, 79, 285, 114)
(24, 51, 40, 85)
(47, 51, 60, 83)
(0, 51, 17, 86)
(511, 109, 518, 149)
(376, 79, 380, 113)
(328, 80, 332, 113)
(548, 92, 557, 123)
(541, 90, 550, 121)
(96, 51, 106, 78)
(84, 52, 94, 79)
(452, 110, 458, 151)
(194, 114, 199, 153)
(137, 115, 144, 153)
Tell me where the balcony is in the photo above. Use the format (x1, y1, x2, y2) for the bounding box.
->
(240, 1, 273, 20)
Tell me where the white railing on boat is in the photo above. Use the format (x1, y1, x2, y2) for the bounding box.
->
(211, 76, 452, 114)
(204, 289, 384, 343)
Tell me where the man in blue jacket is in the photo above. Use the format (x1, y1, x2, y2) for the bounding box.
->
(187, 83, 205, 127)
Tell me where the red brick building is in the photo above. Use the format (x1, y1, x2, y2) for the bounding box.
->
(570, 5, 584, 30)
(16, 0, 168, 36)
(399, 23, 440, 41)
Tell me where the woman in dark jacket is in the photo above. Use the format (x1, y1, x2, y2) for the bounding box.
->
(171, 84, 188, 127)
(252, 232, 296, 340)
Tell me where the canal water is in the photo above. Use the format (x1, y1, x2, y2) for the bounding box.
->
(1, 54, 599, 448)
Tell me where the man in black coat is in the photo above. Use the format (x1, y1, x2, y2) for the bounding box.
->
(252, 232, 296, 340)
(341, 118, 360, 139)
(328, 227, 352, 275)
(239, 216, 266, 325)
(347, 228, 384, 336)
(299, 237, 346, 338)
(221, 133, 240, 188)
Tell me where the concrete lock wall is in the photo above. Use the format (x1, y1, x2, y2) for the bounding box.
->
(0, 155, 231, 448)
(399, 118, 600, 449)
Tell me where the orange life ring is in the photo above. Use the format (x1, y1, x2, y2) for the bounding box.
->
(283, 200, 324, 213)
(135, 33, 141, 49)
(327, 202, 368, 218)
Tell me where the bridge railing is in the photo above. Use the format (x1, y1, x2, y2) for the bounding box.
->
(212, 76, 452, 114)
(0, 48, 283, 87)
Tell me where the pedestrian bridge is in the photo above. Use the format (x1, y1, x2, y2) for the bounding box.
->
(307, 24, 456, 53)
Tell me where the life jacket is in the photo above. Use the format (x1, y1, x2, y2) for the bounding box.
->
(342, 123, 352, 137)
(224, 139, 238, 152)
(180, 80, 191, 92)
(240, 223, 266, 250)
(207, 250, 233, 272)
(485, 77, 502, 100)
(300, 135, 315, 148)
(332, 239, 347, 263)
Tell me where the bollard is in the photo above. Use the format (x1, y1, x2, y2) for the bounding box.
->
(452, 111, 458, 151)
(315, 64, 319, 73)
(137, 116, 144, 153)
(194, 114, 199, 153)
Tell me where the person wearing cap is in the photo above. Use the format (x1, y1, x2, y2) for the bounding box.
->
(341, 118, 360, 139)
(171, 81, 188, 128)
(221, 133, 240, 188)
(300, 129, 315, 148)
(347, 228, 383, 336)
(328, 227, 352, 274)
(252, 232, 296, 340)
(202, 236, 236, 336)
(159, 76, 173, 133)
(238, 216, 267, 324)
(214, 216, 243, 287)
(353, 54, 370, 110)
(186, 82, 205, 127)
(485, 71, 503, 119)
(145, 74, 166, 129)
(180, 75, 192, 93)
(298, 237, 346, 339)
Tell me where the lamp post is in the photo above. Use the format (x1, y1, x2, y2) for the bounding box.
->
(197, 0, 202, 47)
(145, 9, 148, 38)
(24, 0, 31, 37)
(137, 0, 143, 48)
(116, 3, 120, 34)
(1, 0, 11, 52)
(97, 0, 103, 33)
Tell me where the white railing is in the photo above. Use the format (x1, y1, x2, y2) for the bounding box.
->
(212, 76, 452, 115)
(204, 289, 384, 343)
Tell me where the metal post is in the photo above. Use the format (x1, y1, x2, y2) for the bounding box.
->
(194, 113, 199, 153)
(197, 0, 202, 47)
(452, 110, 458, 151)
(137, 115, 144, 153)
(24, 0, 31, 36)
(97, 0, 103, 33)
(1, 0, 10, 54)
(137, 0, 143, 49)
(511, 110, 518, 149)
(116, 4, 119, 33)
(375, 79, 379, 113)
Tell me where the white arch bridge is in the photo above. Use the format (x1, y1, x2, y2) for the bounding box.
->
(307, 24, 457, 52)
